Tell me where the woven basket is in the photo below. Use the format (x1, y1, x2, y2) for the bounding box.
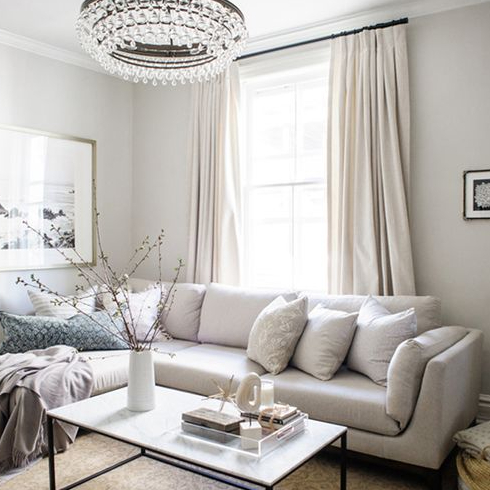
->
(456, 450, 490, 490)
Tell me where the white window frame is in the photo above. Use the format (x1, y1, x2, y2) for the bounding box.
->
(239, 54, 330, 291)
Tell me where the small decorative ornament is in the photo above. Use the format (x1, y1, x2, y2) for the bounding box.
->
(204, 375, 236, 412)
(239, 420, 262, 450)
(76, 0, 248, 86)
(235, 372, 261, 413)
(464, 169, 490, 219)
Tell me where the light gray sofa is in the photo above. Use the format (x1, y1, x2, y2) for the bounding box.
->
(81, 280, 483, 477)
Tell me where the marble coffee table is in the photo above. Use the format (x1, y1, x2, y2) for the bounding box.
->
(47, 386, 347, 490)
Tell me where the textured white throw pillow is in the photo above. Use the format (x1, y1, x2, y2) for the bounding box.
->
(386, 326, 468, 429)
(291, 306, 358, 381)
(99, 285, 167, 341)
(97, 287, 130, 313)
(347, 296, 417, 386)
(247, 296, 308, 375)
(28, 289, 96, 319)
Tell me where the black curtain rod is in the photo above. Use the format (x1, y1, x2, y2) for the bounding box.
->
(238, 17, 408, 61)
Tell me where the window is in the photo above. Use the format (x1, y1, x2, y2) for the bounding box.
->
(241, 64, 329, 291)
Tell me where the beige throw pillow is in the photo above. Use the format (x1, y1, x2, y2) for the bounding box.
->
(247, 296, 308, 375)
(387, 326, 468, 429)
(291, 306, 358, 381)
(347, 296, 417, 386)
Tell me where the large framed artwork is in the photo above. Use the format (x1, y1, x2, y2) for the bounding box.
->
(0, 125, 96, 271)
(464, 169, 490, 220)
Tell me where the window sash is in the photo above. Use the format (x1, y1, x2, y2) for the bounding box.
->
(240, 61, 329, 292)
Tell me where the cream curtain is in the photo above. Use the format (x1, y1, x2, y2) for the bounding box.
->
(326, 25, 415, 295)
(186, 65, 241, 285)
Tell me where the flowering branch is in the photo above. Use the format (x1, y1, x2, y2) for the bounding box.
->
(17, 184, 183, 351)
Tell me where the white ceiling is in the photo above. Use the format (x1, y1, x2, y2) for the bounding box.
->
(0, 0, 484, 58)
(0, 0, 432, 54)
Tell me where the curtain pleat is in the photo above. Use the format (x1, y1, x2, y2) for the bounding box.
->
(326, 25, 415, 295)
(186, 66, 242, 285)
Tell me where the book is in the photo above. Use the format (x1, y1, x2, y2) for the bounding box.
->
(241, 405, 299, 425)
(260, 412, 307, 434)
(182, 408, 244, 433)
(181, 421, 236, 443)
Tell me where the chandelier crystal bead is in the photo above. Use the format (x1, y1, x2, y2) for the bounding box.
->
(76, 0, 248, 85)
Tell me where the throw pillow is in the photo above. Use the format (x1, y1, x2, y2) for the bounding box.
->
(291, 306, 358, 380)
(28, 289, 96, 319)
(0, 311, 127, 354)
(97, 286, 130, 312)
(347, 296, 417, 386)
(247, 296, 308, 375)
(386, 326, 468, 429)
(99, 285, 167, 341)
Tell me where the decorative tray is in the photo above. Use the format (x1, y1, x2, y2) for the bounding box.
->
(175, 412, 308, 458)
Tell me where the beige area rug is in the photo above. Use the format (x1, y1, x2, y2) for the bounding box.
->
(2, 432, 437, 490)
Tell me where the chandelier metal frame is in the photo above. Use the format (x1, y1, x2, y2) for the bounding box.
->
(77, 0, 248, 85)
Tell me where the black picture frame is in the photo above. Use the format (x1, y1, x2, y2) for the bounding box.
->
(463, 169, 490, 220)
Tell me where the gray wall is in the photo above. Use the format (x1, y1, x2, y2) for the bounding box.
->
(131, 83, 193, 281)
(0, 44, 133, 313)
(409, 3, 490, 393)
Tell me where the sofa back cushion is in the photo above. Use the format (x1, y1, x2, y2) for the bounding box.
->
(129, 279, 205, 342)
(305, 294, 441, 334)
(198, 283, 297, 348)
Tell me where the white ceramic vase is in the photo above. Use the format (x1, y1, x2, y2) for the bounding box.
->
(127, 350, 156, 412)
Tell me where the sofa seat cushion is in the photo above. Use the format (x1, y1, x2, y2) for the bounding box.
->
(154, 344, 267, 396)
(262, 367, 401, 436)
(83, 340, 197, 396)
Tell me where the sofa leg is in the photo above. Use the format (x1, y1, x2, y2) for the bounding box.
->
(427, 468, 442, 490)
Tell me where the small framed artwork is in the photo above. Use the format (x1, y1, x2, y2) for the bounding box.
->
(463, 169, 490, 220)
(0, 125, 96, 271)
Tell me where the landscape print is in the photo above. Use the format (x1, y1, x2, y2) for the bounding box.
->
(0, 126, 94, 270)
(0, 183, 75, 251)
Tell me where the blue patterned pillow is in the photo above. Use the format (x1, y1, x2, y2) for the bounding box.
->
(0, 311, 127, 354)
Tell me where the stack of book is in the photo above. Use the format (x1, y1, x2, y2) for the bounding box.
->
(181, 407, 245, 442)
(240, 405, 303, 430)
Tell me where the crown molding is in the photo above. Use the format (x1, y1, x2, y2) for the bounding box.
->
(0, 0, 488, 73)
(0, 28, 105, 74)
(244, 0, 490, 56)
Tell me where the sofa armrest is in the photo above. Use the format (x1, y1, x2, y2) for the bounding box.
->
(406, 328, 483, 466)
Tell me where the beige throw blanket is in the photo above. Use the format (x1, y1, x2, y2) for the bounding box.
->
(0, 345, 93, 471)
(454, 421, 490, 461)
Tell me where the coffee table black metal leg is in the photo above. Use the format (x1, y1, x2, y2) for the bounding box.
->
(340, 431, 347, 490)
(47, 415, 56, 490)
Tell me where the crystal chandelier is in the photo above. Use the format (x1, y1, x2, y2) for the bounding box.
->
(76, 0, 248, 85)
